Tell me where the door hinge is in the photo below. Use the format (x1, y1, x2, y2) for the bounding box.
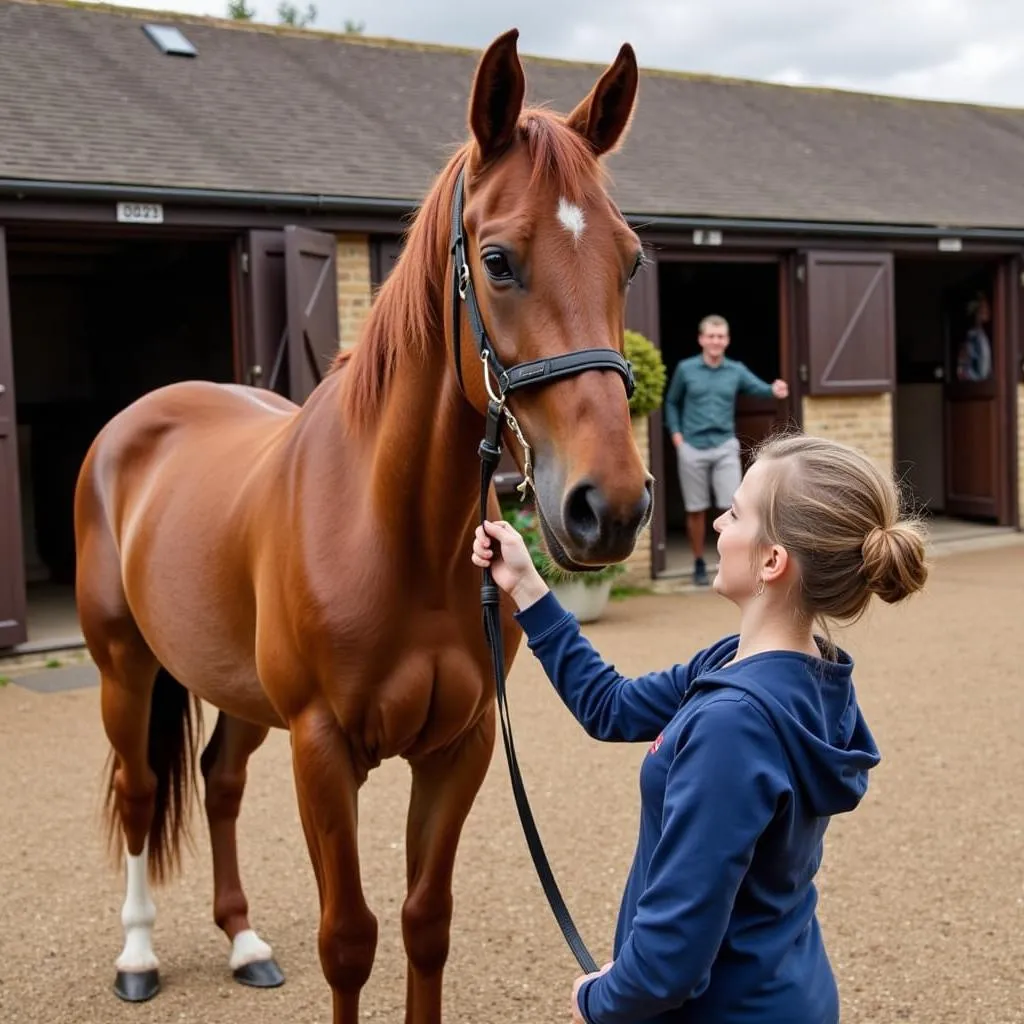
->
(241, 252, 250, 274)
(798, 363, 809, 384)
(796, 264, 806, 283)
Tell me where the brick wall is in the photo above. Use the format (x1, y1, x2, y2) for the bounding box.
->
(335, 235, 372, 350)
(621, 415, 653, 585)
(801, 394, 894, 473)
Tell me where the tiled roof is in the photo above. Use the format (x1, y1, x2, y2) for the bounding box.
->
(5, 0, 1024, 227)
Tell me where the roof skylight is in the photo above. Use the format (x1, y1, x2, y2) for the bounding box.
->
(142, 24, 198, 58)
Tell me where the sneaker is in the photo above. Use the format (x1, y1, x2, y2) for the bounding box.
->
(693, 557, 710, 586)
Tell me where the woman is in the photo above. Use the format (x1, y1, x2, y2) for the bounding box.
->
(471, 433, 929, 1024)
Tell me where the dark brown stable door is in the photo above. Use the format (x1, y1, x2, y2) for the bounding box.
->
(240, 226, 340, 405)
(800, 250, 896, 395)
(942, 266, 1006, 521)
(0, 227, 27, 647)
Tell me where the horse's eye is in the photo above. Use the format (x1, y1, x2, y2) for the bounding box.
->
(628, 251, 646, 284)
(482, 250, 515, 282)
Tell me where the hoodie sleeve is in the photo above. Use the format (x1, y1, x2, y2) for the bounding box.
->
(577, 696, 789, 1023)
(514, 590, 694, 742)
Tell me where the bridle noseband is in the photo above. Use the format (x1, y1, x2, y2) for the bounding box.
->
(450, 164, 634, 974)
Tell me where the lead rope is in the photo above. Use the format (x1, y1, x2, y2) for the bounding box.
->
(476, 389, 600, 976)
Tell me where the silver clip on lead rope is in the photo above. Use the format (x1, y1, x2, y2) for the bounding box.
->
(481, 350, 535, 501)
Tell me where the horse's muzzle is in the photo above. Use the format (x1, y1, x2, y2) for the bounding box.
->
(560, 476, 653, 565)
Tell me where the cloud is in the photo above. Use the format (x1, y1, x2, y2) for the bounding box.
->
(104, 0, 1024, 105)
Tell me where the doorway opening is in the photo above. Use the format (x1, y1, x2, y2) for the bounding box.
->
(655, 258, 787, 577)
(893, 256, 1013, 530)
(8, 231, 236, 648)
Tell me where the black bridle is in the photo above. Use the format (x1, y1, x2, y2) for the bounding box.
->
(450, 166, 635, 975)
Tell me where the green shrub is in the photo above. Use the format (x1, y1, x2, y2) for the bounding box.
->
(624, 329, 667, 419)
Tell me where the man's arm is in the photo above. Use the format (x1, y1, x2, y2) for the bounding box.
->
(663, 363, 686, 442)
(737, 363, 787, 400)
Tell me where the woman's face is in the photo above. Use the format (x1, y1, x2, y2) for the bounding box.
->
(711, 459, 773, 604)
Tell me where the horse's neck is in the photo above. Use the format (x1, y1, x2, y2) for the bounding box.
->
(339, 349, 486, 574)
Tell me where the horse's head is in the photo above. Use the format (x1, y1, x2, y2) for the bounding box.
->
(453, 29, 653, 570)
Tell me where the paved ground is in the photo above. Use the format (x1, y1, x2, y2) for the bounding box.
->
(0, 544, 1022, 1024)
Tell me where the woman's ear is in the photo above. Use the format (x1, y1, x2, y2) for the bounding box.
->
(760, 543, 790, 586)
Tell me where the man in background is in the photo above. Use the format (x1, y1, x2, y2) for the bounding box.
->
(664, 314, 789, 585)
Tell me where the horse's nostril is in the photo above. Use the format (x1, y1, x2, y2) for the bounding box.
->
(564, 481, 604, 550)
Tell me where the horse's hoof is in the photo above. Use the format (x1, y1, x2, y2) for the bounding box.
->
(114, 968, 160, 1002)
(233, 958, 285, 988)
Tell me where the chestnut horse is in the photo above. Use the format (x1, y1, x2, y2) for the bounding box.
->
(74, 27, 652, 1023)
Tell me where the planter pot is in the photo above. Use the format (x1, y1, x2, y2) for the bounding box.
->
(549, 578, 613, 623)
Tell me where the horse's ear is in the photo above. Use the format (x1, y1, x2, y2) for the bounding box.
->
(468, 28, 526, 163)
(566, 43, 639, 156)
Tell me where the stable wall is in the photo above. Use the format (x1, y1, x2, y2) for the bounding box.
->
(801, 394, 894, 475)
(335, 234, 372, 349)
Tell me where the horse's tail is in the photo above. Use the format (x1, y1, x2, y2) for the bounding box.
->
(103, 666, 204, 885)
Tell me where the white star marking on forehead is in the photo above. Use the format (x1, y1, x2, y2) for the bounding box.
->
(556, 197, 586, 242)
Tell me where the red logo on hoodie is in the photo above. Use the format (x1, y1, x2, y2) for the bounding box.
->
(649, 733, 664, 755)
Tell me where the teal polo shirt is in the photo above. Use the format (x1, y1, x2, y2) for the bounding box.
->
(663, 355, 775, 450)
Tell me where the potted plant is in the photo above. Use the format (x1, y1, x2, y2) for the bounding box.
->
(624, 329, 667, 421)
(500, 503, 625, 623)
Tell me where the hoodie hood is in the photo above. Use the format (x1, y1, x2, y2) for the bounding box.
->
(687, 637, 881, 817)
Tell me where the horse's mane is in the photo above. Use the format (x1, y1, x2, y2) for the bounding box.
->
(335, 107, 607, 428)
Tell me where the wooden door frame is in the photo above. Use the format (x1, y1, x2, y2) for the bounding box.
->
(994, 257, 1018, 526)
(0, 226, 28, 648)
(889, 252, 1018, 527)
(645, 249, 792, 578)
(1010, 256, 1022, 530)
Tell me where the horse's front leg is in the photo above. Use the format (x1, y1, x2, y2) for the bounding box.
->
(402, 705, 496, 1024)
(200, 711, 283, 987)
(290, 704, 378, 1024)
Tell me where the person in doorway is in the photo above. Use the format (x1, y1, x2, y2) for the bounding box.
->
(956, 291, 993, 382)
(471, 432, 929, 1024)
(664, 314, 789, 585)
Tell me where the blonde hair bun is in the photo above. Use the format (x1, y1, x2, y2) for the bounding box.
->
(861, 522, 929, 604)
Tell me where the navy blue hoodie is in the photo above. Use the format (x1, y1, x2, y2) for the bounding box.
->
(514, 591, 880, 1024)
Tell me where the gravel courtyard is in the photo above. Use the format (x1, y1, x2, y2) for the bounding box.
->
(1, 543, 1022, 1024)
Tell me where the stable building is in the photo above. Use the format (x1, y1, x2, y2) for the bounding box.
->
(1, 0, 1023, 649)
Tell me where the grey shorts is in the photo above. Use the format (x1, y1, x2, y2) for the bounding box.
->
(677, 437, 742, 513)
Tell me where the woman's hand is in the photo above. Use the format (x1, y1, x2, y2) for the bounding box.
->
(571, 962, 614, 1022)
(471, 519, 548, 610)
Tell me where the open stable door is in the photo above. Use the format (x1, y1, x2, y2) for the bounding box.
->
(240, 227, 339, 405)
(241, 230, 287, 394)
(625, 256, 664, 575)
(941, 266, 1007, 521)
(285, 226, 340, 405)
(0, 228, 27, 647)
(799, 250, 895, 395)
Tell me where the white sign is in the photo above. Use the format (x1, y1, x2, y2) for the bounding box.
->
(937, 237, 962, 252)
(692, 229, 723, 246)
(116, 201, 164, 224)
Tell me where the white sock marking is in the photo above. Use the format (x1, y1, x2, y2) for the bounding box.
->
(557, 197, 586, 242)
(230, 928, 274, 969)
(116, 842, 158, 973)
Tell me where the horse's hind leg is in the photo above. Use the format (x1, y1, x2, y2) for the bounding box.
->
(79, 517, 200, 1003)
(402, 707, 496, 1024)
(98, 650, 162, 1004)
(199, 712, 284, 988)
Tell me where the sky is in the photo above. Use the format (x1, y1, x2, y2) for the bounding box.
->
(100, 0, 1024, 108)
